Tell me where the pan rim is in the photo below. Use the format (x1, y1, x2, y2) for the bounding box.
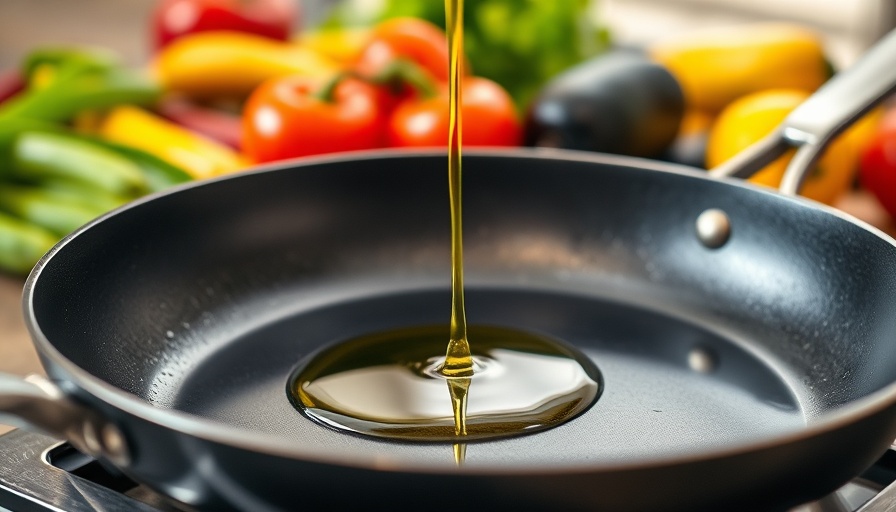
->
(21, 147, 896, 474)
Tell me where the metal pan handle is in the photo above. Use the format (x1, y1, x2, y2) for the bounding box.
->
(709, 28, 896, 195)
(0, 372, 130, 466)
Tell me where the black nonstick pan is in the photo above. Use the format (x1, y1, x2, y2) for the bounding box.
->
(3, 28, 896, 512)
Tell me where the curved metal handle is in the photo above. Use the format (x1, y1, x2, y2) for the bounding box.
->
(710, 28, 896, 194)
(0, 373, 130, 466)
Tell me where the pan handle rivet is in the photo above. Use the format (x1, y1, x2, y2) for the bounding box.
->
(80, 419, 130, 466)
(101, 424, 131, 467)
(81, 419, 101, 456)
(696, 209, 731, 249)
(688, 347, 718, 373)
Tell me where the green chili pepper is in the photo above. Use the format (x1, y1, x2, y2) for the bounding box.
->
(83, 138, 193, 192)
(0, 211, 57, 275)
(35, 179, 131, 213)
(12, 131, 150, 197)
(22, 46, 119, 81)
(0, 118, 61, 169)
(0, 185, 103, 237)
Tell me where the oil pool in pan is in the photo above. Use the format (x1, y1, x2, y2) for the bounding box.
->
(287, 0, 602, 463)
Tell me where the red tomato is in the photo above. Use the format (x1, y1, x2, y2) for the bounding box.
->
(152, 0, 298, 49)
(355, 18, 453, 83)
(242, 75, 386, 162)
(387, 77, 521, 147)
(860, 109, 896, 218)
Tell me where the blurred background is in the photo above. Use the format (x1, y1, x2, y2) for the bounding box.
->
(0, 0, 896, 68)
(0, 0, 895, 433)
(3, 0, 895, 68)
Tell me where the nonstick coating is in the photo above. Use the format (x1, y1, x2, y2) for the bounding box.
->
(25, 150, 896, 511)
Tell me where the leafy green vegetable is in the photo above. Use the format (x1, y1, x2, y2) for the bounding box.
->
(325, 0, 609, 108)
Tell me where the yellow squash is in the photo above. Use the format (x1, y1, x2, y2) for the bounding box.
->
(99, 106, 245, 180)
(706, 89, 877, 205)
(294, 28, 372, 66)
(649, 23, 829, 113)
(153, 31, 341, 99)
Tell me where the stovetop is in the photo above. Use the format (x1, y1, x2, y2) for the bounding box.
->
(0, 429, 894, 512)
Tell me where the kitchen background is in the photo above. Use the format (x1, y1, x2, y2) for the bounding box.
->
(3, 0, 894, 68)
(0, 0, 894, 435)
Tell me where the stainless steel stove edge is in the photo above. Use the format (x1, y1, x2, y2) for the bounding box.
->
(0, 429, 160, 512)
(0, 429, 894, 512)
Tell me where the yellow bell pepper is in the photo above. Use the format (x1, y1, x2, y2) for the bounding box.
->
(153, 31, 342, 99)
(649, 23, 829, 113)
(706, 89, 876, 205)
(99, 106, 245, 180)
(678, 109, 715, 137)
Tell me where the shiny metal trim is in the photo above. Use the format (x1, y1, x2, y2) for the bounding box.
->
(0, 430, 163, 511)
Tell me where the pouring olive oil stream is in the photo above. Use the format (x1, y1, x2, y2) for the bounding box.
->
(288, 0, 601, 464)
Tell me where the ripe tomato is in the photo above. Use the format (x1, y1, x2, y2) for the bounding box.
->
(860, 108, 896, 218)
(242, 75, 386, 163)
(152, 0, 298, 50)
(387, 77, 521, 147)
(355, 18, 453, 83)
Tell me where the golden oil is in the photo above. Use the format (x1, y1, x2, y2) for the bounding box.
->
(288, 0, 602, 462)
(288, 325, 600, 442)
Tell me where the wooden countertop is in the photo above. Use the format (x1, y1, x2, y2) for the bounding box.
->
(0, 274, 40, 376)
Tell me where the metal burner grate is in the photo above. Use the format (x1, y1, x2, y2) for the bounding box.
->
(0, 429, 893, 512)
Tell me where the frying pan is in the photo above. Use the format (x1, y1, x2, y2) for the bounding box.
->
(2, 28, 896, 512)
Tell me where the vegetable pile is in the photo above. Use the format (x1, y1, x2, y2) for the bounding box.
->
(241, 17, 521, 162)
(323, 0, 610, 108)
(2, 0, 895, 274)
(0, 0, 603, 275)
(0, 48, 193, 274)
(645, 23, 880, 206)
